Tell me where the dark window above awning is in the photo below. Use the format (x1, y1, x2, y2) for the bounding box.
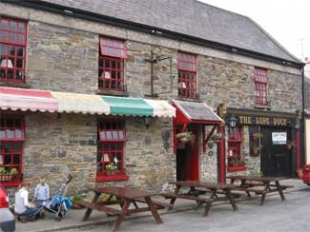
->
(172, 100, 223, 124)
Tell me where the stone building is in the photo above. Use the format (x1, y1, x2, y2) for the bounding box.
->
(0, 0, 304, 196)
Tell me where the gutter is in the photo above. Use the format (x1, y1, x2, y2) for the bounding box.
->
(5, 0, 304, 69)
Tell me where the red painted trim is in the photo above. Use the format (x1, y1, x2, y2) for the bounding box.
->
(96, 174, 129, 182)
(296, 129, 300, 169)
(1, 181, 21, 188)
(227, 166, 247, 172)
(219, 125, 225, 183)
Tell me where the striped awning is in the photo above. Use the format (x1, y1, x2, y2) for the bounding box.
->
(0, 87, 58, 113)
(0, 87, 175, 117)
(102, 96, 153, 116)
(102, 96, 175, 117)
(51, 92, 110, 115)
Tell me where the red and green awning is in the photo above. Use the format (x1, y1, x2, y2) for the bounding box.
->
(0, 87, 175, 117)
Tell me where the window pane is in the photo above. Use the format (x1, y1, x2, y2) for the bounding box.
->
(10, 21, 17, 31)
(1, 20, 8, 29)
(0, 31, 8, 41)
(18, 34, 24, 43)
(18, 23, 24, 32)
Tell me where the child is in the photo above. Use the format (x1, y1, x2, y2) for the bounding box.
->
(34, 175, 50, 207)
(14, 181, 42, 222)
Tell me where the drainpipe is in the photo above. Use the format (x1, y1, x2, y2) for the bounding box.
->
(301, 66, 305, 166)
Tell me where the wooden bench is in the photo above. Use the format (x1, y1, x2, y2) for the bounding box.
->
(134, 198, 174, 209)
(161, 192, 214, 216)
(269, 184, 293, 189)
(161, 192, 213, 203)
(77, 201, 121, 215)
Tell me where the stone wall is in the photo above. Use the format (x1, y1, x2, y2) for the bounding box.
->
(0, 3, 303, 197)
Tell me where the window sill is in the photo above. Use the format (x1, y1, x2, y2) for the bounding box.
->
(254, 104, 271, 110)
(96, 174, 129, 182)
(227, 166, 247, 172)
(96, 89, 129, 97)
(0, 80, 31, 88)
(0, 180, 22, 188)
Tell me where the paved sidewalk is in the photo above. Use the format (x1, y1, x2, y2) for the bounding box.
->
(15, 178, 308, 232)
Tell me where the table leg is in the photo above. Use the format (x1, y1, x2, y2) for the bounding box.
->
(82, 192, 100, 221)
(112, 199, 131, 232)
(145, 197, 163, 224)
(275, 181, 286, 201)
(169, 185, 181, 207)
(225, 189, 238, 211)
(203, 201, 213, 217)
(260, 182, 270, 206)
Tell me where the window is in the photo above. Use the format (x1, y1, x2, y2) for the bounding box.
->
(0, 115, 24, 187)
(227, 127, 246, 172)
(0, 17, 27, 82)
(254, 68, 268, 106)
(178, 52, 198, 99)
(98, 37, 127, 91)
(97, 119, 128, 181)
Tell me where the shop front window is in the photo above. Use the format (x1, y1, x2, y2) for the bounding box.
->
(227, 127, 247, 172)
(96, 119, 129, 182)
(0, 115, 24, 187)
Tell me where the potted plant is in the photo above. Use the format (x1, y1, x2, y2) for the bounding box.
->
(287, 140, 296, 150)
(70, 193, 87, 209)
(175, 131, 193, 143)
(252, 132, 263, 141)
(9, 168, 19, 176)
(211, 133, 224, 143)
(0, 167, 12, 182)
(105, 163, 118, 175)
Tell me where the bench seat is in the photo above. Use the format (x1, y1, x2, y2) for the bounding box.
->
(161, 192, 213, 203)
(134, 198, 173, 209)
(77, 201, 121, 215)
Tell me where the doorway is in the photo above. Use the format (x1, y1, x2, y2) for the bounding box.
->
(261, 127, 292, 177)
(176, 129, 199, 181)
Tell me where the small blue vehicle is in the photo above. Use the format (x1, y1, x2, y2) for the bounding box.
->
(43, 175, 73, 221)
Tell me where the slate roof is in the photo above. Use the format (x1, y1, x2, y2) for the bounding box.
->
(21, 0, 302, 64)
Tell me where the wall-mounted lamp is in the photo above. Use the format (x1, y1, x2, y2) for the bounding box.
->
(294, 110, 302, 129)
(144, 116, 152, 129)
(227, 115, 237, 128)
(294, 120, 301, 129)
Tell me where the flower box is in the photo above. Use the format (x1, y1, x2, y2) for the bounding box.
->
(0, 174, 13, 182)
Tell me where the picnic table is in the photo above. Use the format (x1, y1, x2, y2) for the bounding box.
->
(78, 186, 164, 232)
(227, 175, 292, 206)
(161, 180, 238, 216)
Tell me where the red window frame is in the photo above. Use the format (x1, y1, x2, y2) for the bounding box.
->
(98, 37, 127, 92)
(177, 52, 198, 99)
(0, 115, 24, 187)
(96, 119, 129, 182)
(0, 17, 27, 83)
(227, 127, 247, 172)
(254, 68, 268, 106)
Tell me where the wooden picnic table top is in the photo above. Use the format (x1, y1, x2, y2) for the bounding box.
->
(169, 180, 237, 190)
(90, 186, 159, 200)
(227, 175, 287, 182)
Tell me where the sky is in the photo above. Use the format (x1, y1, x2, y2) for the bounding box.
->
(198, 0, 310, 62)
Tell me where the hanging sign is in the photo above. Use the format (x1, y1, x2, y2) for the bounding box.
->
(238, 116, 289, 126)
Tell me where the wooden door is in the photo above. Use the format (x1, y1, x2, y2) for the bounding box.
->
(261, 127, 292, 177)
